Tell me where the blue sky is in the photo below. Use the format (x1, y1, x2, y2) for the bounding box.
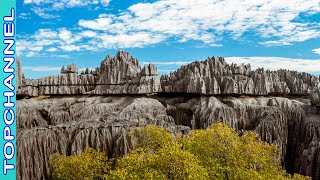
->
(17, 0, 320, 79)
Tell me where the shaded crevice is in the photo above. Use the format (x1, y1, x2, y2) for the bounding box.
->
(166, 107, 193, 128)
(39, 109, 52, 125)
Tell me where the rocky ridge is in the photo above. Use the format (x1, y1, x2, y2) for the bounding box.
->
(17, 51, 320, 180)
(18, 51, 161, 96)
(18, 51, 320, 106)
(161, 57, 320, 99)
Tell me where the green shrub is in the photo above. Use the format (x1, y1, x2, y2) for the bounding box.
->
(50, 148, 109, 180)
(50, 123, 310, 180)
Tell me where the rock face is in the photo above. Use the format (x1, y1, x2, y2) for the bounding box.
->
(93, 51, 161, 94)
(17, 96, 320, 180)
(16, 57, 24, 89)
(286, 114, 320, 179)
(17, 96, 180, 180)
(17, 51, 161, 96)
(161, 57, 319, 98)
(17, 52, 319, 103)
(17, 51, 320, 180)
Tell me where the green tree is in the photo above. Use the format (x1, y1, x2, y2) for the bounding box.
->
(107, 145, 209, 180)
(107, 126, 208, 179)
(50, 148, 109, 180)
(180, 123, 288, 179)
(50, 124, 310, 180)
(129, 125, 174, 151)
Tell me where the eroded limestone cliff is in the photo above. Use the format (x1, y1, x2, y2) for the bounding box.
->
(17, 51, 320, 180)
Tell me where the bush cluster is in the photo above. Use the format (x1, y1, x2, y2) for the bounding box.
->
(50, 123, 310, 180)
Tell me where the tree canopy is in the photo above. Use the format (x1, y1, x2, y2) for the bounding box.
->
(50, 123, 310, 180)
(50, 147, 109, 180)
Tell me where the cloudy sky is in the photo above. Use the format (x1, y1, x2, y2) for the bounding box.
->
(17, 0, 320, 78)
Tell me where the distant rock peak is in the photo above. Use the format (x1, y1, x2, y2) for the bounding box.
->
(17, 51, 320, 106)
(17, 51, 161, 96)
(61, 64, 78, 74)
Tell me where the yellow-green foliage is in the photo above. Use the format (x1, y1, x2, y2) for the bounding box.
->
(49, 148, 108, 180)
(129, 125, 174, 151)
(34, 95, 50, 99)
(50, 123, 310, 180)
(291, 174, 312, 180)
(107, 144, 208, 180)
(107, 126, 208, 179)
(180, 123, 287, 180)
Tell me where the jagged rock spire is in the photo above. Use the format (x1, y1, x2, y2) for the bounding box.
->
(16, 57, 25, 89)
(61, 64, 78, 74)
(16, 51, 320, 105)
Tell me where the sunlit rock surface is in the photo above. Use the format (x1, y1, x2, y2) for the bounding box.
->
(17, 51, 161, 96)
(161, 57, 319, 97)
(16, 51, 320, 179)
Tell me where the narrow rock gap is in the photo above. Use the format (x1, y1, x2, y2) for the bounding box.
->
(39, 109, 52, 125)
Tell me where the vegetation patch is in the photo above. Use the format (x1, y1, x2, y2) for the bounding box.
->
(50, 123, 310, 180)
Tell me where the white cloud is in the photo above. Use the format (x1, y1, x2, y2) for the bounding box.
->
(22, 66, 61, 72)
(47, 47, 58, 52)
(23, 66, 94, 73)
(32, 47, 43, 51)
(61, 45, 81, 51)
(24, 0, 110, 8)
(78, 17, 113, 31)
(55, 54, 71, 58)
(36, 29, 58, 39)
(77, 0, 320, 46)
(17, 27, 169, 56)
(31, 7, 60, 19)
(141, 61, 191, 65)
(99, 32, 166, 48)
(17, 28, 97, 56)
(25, 52, 38, 57)
(225, 57, 320, 74)
(18, 12, 30, 20)
(146, 57, 320, 75)
(17, 0, 320, 55)
(17, 29, 60, 56)
(158, 69, 176, 74)
(25, 0, 111, 18)
(312, 48, 320, 55)
(58, 28, 74, 42)
(79, 31, 98, 38)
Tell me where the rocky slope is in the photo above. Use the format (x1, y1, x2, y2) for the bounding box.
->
(17, 51, 320, 180)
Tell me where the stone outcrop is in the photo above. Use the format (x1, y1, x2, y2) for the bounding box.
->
(17, 96, 320, 180)
(286, 114, 320, 179)
(93, 51, 161, 94)
(16, 51, 320, 179)
(16, 57, 24, 89)
(311, 84, 320, 106)
(17, 52, 320, 106)
(160, 57, 320, 100)
(17, 96, 180, 180)
(17, 51, 161, 96)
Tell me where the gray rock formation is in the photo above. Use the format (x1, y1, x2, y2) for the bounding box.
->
(311, 84, 320, 106)
(16, 51, 320, 179)
(17, 96, 320, 180)
(286, 114, 320, 179)
(160, 57, 320, 101)
(93, 51, 161, 94)
(17, 51, 161, 96)
(16, 57, 23, 88)
(17, 96, 179, 180)
(61, 64, 78, 74)
(17, 52, 320, 105)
